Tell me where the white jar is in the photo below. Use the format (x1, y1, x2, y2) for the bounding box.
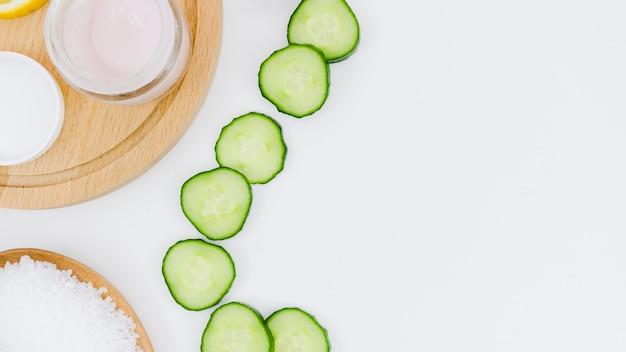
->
(44, 0, 191, 106)
(0, 52, 64, 166)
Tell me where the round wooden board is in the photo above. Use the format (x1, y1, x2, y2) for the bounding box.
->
(0, 0, 222, 209)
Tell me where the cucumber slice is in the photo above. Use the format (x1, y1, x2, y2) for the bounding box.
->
(259, 44, 329, 118)
(288, 0, 360, 63)
(202, 302, 273, 352)
(181, 167, 252, 240)
(162, 239, 236, 311)
(216, 112, 287, 184)
(267, 307, 330, 352)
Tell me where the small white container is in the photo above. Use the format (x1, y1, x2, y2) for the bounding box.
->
(44, 0, 191, 106)
(0, 52, 65, 166)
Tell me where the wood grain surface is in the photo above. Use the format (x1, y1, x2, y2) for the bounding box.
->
(0, 248, 154, 351)
(0, 0, 222, 209)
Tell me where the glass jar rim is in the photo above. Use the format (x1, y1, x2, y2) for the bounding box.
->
(44, 0, 186, 101)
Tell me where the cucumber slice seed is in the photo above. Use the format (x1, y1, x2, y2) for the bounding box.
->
(162, 239, 236, 311)
(181, 167, 252, 240)
(288, 0, 360, 62)
(202, 302, 274, 352)
(216, 112, 287, 184)
(259, 44, 329, 118)
(267, 307, 330, 352)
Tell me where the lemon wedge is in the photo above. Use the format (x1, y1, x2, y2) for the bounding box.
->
(0, 0, 48, 19)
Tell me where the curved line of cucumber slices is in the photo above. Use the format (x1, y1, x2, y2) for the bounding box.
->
(161, 0, 360, 350)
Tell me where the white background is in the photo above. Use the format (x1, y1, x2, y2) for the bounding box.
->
(3, 0, 626, 350)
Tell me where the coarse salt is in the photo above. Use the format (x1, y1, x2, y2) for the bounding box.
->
(0, 255, 143, 352)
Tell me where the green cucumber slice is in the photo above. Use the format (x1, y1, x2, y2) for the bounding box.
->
(202, 302, 273, 352)
(162, 239, 236, 311)
(215, 112, 287, 184)
(267, 307, 330, 352)
(259, 44, 329, 118)
(288, 0, 360, 62)
(180, 167, 252, 240)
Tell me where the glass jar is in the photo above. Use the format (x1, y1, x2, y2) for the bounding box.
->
(44, 0, 191, 106)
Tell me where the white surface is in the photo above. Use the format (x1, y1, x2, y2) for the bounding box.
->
(2, 0, 626, 350)
(0, 51, 64, 166)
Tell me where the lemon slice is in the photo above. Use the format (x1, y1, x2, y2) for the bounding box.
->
(0, 0, 48, 19)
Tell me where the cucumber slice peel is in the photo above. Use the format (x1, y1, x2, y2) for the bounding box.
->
(267, 307, 330, 352)
(162, 239, 236, 311)
(216, 112, 287, 184)
(181, 167, 252, 240)
(259, 44, 329, 118)
(288, 0, 360, 62)
(202, 302, 273, 352)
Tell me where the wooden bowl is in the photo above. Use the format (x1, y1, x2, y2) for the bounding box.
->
(0, 248, 153, 352)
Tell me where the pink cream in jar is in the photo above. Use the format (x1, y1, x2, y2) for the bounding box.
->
(44, 0, 190, 106)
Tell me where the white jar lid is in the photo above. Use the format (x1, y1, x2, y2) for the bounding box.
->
(0, 52, 65, 166)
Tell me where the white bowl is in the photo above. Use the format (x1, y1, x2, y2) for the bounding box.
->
(0, 51, 65, 166)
